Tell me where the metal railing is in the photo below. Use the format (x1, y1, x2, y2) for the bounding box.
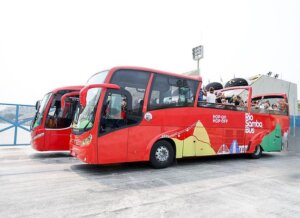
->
(290, 115, 300, 128)
(0, 103, 35, 146)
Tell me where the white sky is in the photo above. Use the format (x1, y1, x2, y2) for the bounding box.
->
(0, 0, 300, 105)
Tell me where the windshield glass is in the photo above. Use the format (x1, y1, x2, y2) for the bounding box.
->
(72, 70, 109, 131)
(86, 70, 109, 84)
(32, 92, 52, 129)
(251, 96, 288, 115)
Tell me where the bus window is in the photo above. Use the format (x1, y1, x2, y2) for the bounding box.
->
(45, 99, 60, 128)
(148, 74, 198, 110)
(100, 92, 128, 133)
(251, 95, 289, 116)
(45, 91, 80, 129)
(32, 92, 52, 129)
(99, 69, 150, 135)
(198, 88, 248, 112)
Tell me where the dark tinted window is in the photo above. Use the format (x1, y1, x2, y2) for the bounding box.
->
(99, 70, 150, 135)
(45, 90, 79, 129)
(148, 74, 198, 110)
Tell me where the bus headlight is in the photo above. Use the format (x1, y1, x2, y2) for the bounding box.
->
(81, 134, 92, 146)
(33, 132, 45, 140)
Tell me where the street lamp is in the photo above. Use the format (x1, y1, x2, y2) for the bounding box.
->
(192, 45, 203, 76)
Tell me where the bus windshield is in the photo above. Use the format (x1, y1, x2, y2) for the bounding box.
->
(32, 92, 52, 129)
(72, 70, 109, 132)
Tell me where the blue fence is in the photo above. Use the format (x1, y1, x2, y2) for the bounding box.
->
(290, 115, 300, 128)
(0, 103, 35, 146)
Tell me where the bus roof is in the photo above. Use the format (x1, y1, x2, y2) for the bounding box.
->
(109, 66, 202, 82)
(51, 86, 83, 93)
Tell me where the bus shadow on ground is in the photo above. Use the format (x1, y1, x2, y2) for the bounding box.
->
(30, 152, 72, 159)
(29, 152, 75, 164)
(70, 153, 276, 175)
(69, 153, 280, 190)
(70, 161, 151, 175)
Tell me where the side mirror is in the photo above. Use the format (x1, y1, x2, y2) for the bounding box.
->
(61, 91, 80, 110)
(35, 100, 41, 111)
(80, 83, 120, 107)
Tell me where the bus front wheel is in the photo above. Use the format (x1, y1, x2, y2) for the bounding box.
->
(250, 145, 262, 159)
(150, 140, 174, 169)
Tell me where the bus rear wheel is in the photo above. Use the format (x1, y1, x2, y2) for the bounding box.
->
(150, 140, 174, 169)
(250, 145, 262, 159)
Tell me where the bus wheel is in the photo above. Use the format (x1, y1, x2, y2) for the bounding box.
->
(150, 140, 174, 169)
(250, 145, 262, 159)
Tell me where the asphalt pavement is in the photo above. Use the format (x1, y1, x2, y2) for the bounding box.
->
(0, 145, 300, 217)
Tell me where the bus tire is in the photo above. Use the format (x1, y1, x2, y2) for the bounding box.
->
(250, 145, 262, 159)
(150, 140, 174, 169)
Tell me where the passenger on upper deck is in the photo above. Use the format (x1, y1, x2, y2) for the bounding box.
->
(198, 87, 204, 102)
(278, 99, 288, 112)
(263, 100, 272, 110)
(231, 95, 244, 106)
(236, 95, 245, 106)
(272, 103, 279, 111)
(215, 92, 223, 104)
(205, 87, 216, 103)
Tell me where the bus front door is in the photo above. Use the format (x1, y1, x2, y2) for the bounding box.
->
(97, 90, 128, 163)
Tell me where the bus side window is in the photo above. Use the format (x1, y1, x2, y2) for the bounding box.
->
(148, 74, 198, 110)
(198, 90, 248, 112)
(45, 100, 60, 128)
(100, 92, 128, 133)
(99, 69, 151, 135)
(251, 97, 289, 115)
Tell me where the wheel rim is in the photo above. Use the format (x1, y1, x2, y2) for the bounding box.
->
(254, 146, 261, 155)
(155, 146, 169, 162)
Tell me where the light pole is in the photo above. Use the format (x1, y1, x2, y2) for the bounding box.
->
(192, 45, 203, 76)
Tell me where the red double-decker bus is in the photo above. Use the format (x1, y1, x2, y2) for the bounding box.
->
(70, 67, 289, 168)
(31, 86, 83, 151)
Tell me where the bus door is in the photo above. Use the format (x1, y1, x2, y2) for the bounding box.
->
(97, 69, 151, 163)
(98, 89, 129, 163)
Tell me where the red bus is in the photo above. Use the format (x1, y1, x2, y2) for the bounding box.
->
(70, 67, 289, 168)
(31, 86, 83, 151)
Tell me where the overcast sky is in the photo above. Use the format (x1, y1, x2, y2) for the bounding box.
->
(0, 0, 299, 104)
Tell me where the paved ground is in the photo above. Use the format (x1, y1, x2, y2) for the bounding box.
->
(0, 146, 300, 218)
(288, 128, 300, 152)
